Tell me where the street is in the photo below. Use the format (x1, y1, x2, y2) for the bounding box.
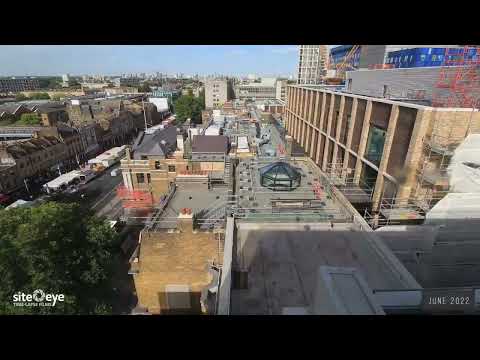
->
(83, 164, 124, 219)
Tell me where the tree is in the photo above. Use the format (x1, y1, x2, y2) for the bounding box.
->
(138, 84, 151, 93)
(15, 93, 28, 101)
(48, 79, 59, 89)
(198, 88, 205, 110)
(51, 93, 65, 101)
(173, 94, 203, 124)
(0, 202, 119, 314)
(29, 92, 50, 100)
(17, 113, 41, 125)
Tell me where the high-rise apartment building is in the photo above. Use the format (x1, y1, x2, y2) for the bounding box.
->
(297, 45, 329, 85)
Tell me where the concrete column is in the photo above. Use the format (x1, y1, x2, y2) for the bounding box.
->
(308, 90, 315, 124)
(302, 89, 309, 120)
(313, 90, 320, 129)
(305, 124, 311, 153)
(371, 105, 399, 210)
(309, 125, 316, 158)
(322, 94, 335, 171)
(331, 96, 345, 168)
(318, 92, 327, 130)
(396, 109, 432, 202)
(295, 87, 301, 115)
(300, 119, 306, 148)
(299, 88, 305, 119)
(343, 98, 358, 176)
(353, 100, 373, 184)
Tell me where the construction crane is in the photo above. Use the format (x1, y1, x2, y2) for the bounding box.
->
(324, 45, 360, 85)
(336, 45, 360, 79)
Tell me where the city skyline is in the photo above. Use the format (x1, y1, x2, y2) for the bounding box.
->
(0, 45, 307, 77)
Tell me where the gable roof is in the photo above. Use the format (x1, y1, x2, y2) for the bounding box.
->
(133, 126, 178, 159)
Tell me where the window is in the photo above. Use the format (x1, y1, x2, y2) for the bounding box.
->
(136, 173, 145, 183)
(420, 54, 426, 61)
(155, 161, 161, 169)
(365, 126, 386, 166)
(168, 165, 176, 172)
(147, 173, 151, 183)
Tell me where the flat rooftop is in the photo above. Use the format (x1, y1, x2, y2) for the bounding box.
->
(230, 223, 419, 315)
(234, 157, 352, 223)
(148, 184, 230, 231)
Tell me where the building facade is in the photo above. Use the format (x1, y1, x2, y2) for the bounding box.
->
(345, 66, 480, 104)
(0, 77, 41, 94)
(0, 136, 68, 194)
(385, 47, 474, 69)
(275, 80, 288, 102)
(357, 45, 461, 69)
(234, 78, 278, 102)
(284, 85, 480, 221)
(205, 79, 231, 109)
(297, 45, 329, 85)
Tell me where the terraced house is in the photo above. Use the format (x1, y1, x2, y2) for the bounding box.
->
(0, 136, 67, 194)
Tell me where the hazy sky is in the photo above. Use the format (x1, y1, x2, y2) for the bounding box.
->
(0, 45, 310, 77)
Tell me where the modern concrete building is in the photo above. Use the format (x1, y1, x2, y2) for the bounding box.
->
(345, 66, 480, 105)
(234, 78, 278, 101)
(0, 77, 40, 94)
(276, 79, 288, 102)
(284, 85, 480, 226)
(297, 45, 329, 85)
(205, 79, 232, 109)
(357, 45, 461, 69)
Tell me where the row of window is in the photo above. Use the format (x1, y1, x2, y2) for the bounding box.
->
(386, 54, 445, 64)
(135, 166, 176, 184)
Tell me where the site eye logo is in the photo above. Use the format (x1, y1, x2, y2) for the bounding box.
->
(32, 289, 46, 302)
(12, 289, 65, 308)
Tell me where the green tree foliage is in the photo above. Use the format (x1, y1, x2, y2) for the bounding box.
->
(198, 88, 205, 110)
(51, 93, 65, 101)
(138, 84, 151, 93)
(28, 92, 51, 100)
(17, 113, 41, 125)
(0, 202, 119, 314)
(15, 93, 28, 101)
(173, 95, 204, 124)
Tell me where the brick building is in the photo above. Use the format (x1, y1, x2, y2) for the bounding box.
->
(0, 136, 67, 194)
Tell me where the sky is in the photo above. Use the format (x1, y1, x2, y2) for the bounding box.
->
(0, 45, 311, 77)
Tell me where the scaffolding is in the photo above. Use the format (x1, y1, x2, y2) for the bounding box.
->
(324, 162, 374, 204)
(116, 185, 154, 209)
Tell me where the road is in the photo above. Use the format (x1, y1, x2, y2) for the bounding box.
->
(83, 164, 124, 219)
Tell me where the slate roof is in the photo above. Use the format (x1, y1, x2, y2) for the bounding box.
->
(133, 126, 178, 159)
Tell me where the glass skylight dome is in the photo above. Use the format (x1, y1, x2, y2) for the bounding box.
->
(259, 161, 301, 191)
